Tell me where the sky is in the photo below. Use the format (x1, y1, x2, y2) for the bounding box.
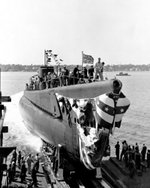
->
(0, 0, 150, 65)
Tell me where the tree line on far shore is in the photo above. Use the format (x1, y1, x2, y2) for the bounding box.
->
(0, 63, 150, 72)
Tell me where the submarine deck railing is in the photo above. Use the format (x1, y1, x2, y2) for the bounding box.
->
(25, 74, 97, 91)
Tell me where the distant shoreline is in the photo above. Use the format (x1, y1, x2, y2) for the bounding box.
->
(0, 64, 150, 72)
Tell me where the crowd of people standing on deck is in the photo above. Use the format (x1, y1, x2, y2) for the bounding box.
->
(5, 149, 40, 188)
(115, 140, 150, 178)
(26, 57, 106, 91)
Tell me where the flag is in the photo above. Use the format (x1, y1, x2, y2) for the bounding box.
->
(79, 136, 95, 170)
(95, 92, 130, 130)
(82, 53, 94, 64)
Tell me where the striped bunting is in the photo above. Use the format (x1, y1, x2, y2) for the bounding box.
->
(79, 136, 95, 170)
(95, 92, 130, 130)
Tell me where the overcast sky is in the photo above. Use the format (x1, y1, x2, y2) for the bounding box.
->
(0, 0, 150, 65)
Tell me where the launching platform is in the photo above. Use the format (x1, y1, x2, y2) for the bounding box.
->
(42, 150, 150, 188)
(102, 157, 150, 188)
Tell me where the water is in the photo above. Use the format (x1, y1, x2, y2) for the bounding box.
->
(1, 71, 150, 156)
(1, 72, 43, 155)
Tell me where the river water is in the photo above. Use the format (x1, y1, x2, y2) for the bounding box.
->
(1, 71, 150, 156)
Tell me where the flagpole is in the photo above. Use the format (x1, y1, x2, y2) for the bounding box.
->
(82, 51, 83, 69)
(44, 49, 46, 66)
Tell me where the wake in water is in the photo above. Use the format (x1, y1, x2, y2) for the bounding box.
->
(3, 92, 43, 155)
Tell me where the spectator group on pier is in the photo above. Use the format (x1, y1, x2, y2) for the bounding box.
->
(5, 149, 41, 188)
(115, 140, 150, 178)
(26, 58, 106, 91)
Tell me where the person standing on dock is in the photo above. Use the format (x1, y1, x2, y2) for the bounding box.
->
(7, 164, 13, 184)
(135, 149, 141, 170)
(18, 151, 22, 169)
(120, 140, 128, 161)
(135, 143, 139, 153)
(11, 150, 17, 165)
(26, 154, 33, 174)
(141, 144, 147, 161)
(20, 160, 27, 183)
(115, 141, 120, 160)
(35, 153, 40, 172)
(147, 150, 150, 168)
(11, 160, 16, 181)
(30, 161, 39, 187)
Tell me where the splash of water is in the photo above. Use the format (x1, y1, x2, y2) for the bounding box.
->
(3, 92, 43, 154)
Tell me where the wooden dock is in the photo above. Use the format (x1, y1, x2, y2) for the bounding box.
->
(2, 164, 48, 188)
(101, 157, 150, 188)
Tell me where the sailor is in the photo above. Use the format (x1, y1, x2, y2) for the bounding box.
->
(46, 72, 52, 88)
(99, 62, 105, 81)
(88, 65, 94, 79)
(63, 66, 70, 86)
(50, 72, 57, 88)
(58, 68, 63, 86)
(94, 57, 102, 80)
(72, 65, 80, 84)
(83, 66, 88, 78)
(115, 141, 120, 160)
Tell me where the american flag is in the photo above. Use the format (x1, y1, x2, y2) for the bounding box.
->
(79, 136, 95, 170)
(95, 92, 130, 131)
(82, 53, 94, 64)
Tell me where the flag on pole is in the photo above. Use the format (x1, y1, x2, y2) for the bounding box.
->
(82, 52, 94, 64)
(44, 50, 62, 65)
